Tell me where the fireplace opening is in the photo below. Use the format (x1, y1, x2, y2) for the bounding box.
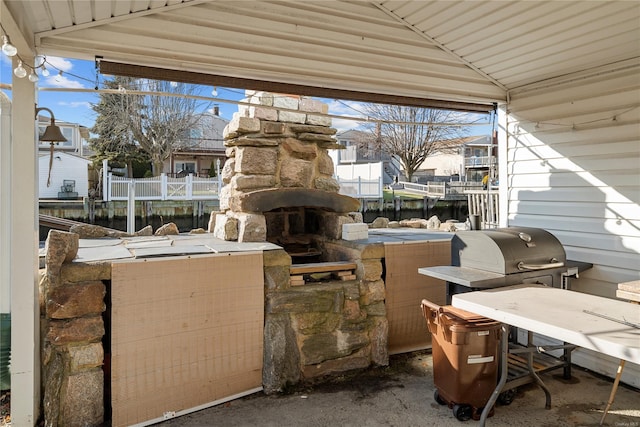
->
(265, 207, 335, 264)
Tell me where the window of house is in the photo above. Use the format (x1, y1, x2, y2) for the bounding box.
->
(39, 125, 73, 147)
(175, 162, 196, 174)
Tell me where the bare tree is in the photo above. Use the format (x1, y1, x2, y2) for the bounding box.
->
(360, 104, 472, 181)
(127, 80, 208, 175)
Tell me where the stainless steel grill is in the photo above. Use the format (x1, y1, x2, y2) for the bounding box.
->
(419, 226, 594, 388)
(420, 226, 592, 304)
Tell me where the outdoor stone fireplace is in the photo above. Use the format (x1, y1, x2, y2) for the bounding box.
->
(212, 91, 361, 247)
(209, 92, 389, 392)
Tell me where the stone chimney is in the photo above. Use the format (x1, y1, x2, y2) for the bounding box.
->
(213, 92, 360, 243)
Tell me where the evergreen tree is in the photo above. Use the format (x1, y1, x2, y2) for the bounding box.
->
(90, 76, 150, 177)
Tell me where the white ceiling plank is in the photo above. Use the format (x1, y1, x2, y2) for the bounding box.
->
(6, 0, 639, 103)
(460, 2, 636, 64)
(439, 2, 561, 49)
(70, 0, 93, 25)
(130, 1, 152, 13)
(111, 1, 132, 16)
(165, 7, 444, 61)
(379, 0, 426, 19)
(495, 38, 640, 89)
(46, 0, 74, 28)
(92, 0, 113, 21)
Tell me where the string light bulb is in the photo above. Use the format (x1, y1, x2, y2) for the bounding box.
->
(28, 70, 39, 82)
(13, 60, 27, 78)
(1, 25, 51, 82)
(35, 55, 46, 67)
(211, 86, 218, 97)
(41, 65, 50, 77)
(55, 70, 63, 82)
(1, 34, 17, 56)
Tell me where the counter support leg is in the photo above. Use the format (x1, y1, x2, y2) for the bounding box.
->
(526, 331, 551, 409)
(479, 324, 509, 427)
(599, 359, 625, 426)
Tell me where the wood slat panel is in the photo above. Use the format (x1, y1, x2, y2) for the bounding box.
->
(384, 240, 449, 355)
(110, 253, 264, 427)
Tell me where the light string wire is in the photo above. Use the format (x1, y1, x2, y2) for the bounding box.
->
(38, 87, 493, 127)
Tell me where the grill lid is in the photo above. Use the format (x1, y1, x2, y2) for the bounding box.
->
(452, 227, 567, 275)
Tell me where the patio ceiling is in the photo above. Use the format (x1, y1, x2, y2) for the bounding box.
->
(2, 0, 640, 109)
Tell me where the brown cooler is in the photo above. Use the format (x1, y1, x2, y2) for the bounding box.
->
(421, 299, 501, 421)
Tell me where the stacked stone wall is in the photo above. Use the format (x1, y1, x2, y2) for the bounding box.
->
(262, 242, 388, 393)
(42, 230, 109, 427)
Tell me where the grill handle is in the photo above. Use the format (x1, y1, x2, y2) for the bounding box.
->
(517, 260, 564, 271)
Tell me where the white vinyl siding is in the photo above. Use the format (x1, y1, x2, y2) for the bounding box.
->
(38, 153, 91, 199)
(502, 66, 640, 387)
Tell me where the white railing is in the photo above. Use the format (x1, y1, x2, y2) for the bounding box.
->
(399, 181, 446, 197)
(466, 190, 499, 228)
(337, 176, 384, 198)
(106, 173, 221, 201)
(448, 182, 483, 194)
(464, 156, 497, 167)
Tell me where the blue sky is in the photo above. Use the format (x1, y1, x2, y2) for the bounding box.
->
(0, 55, 372, 132)
(1, 55, 491, 134)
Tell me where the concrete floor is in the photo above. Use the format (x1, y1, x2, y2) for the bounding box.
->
(158, 350, 639, 427)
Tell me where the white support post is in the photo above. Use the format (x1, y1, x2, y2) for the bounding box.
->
(216, 159, 222, 194)
(498, 104, 509, 228)
(127, 181, 136, 234)
(186, 174, 193, 199)
(10, 53, 40, 425)
(1, 93, 12, 314)
(106, 173, 113, 202)
(102, 159, 108, 201)
(161, 173, 167, 200)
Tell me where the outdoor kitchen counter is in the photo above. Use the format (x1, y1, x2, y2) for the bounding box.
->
(71, 234, 284, 262)
(69, 229, 455, 263)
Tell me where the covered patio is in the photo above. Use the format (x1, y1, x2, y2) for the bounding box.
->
(1, 1, 638, 425)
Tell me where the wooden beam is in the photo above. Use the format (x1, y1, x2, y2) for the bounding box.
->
(99, 61, 495, 113)
(290, 261, 357, 275)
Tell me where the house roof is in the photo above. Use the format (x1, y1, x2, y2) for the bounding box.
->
(38, 151, 92, 164)
(336, 129, 370, 140)
(4, 1, 638, 111)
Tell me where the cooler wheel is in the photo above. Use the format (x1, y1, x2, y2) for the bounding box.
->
(452, 404, 472, 421)
(498, 388, 517, 405)
(434, 389, 447, 406)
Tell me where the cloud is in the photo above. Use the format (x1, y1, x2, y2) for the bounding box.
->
(58, 101, 92, 109)
(332, 117, 362, 132)
(45, 56, 73, 72)
(327, 99, 369, 132)
(328, 99, 368, 116)
(43, 74, 85, 89)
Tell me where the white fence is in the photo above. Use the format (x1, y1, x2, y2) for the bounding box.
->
(337, 176, 384, 198)
(466, 190, 499, 228)
(105, 173, 221, 201)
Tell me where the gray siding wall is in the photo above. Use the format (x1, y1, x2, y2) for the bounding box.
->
(499, 65, 640, 386)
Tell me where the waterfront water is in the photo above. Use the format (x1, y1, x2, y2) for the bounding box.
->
(39, 201, 468, 240)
